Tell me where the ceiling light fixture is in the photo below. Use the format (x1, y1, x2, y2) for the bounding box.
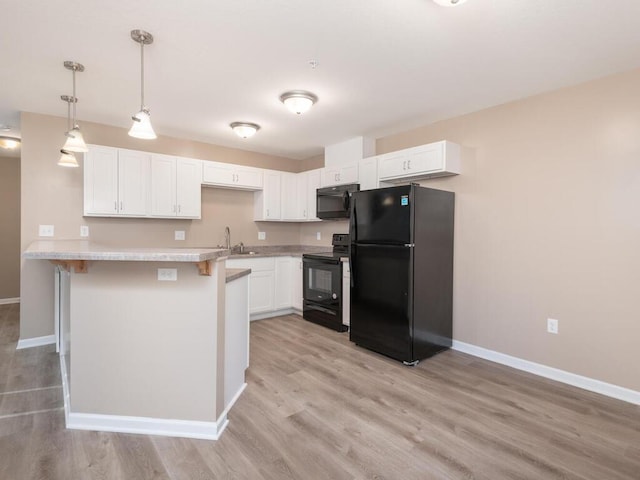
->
(58, 95, 78, 167)
(129, 29, 157, 139)
(230, 122, 261, 138)
(0, 136, 21, 150)
(432, 0, 468, 6)
(62, 61, 88, 153)
(279, 90, 318, 115)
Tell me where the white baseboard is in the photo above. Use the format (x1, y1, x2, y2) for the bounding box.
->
(0, 297, 20, 305)
(66, 411, 228, 440)
(251, 307, 295, 321)
(59, 352, 229, 440)
(452, 340, 640, 406)
(16, 335, 56, 350)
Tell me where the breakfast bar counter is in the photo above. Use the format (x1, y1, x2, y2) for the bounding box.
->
(23, 240, 249, 440)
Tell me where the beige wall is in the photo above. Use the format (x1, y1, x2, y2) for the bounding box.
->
(377, 68, 640, 392)
(19, 112, 301, 340)
(0, 156, 21, 299)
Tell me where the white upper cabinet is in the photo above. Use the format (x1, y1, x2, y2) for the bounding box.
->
(254, 170, 282, 221)
(358, 156, 379, 191)
(280, 172, 299, 221)
(280, 170, 322, 222)
(321, 162, 359, 187)
(378, 140, 461, 183)
(202, 161, 263, 191)
(84, 146, 150, 217)
(150, 154, 201, 219)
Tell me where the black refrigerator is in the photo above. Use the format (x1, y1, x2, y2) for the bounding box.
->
(349, 185, 455, 364)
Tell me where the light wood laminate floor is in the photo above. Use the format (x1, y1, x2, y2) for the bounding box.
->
(0, 304, 638, 479)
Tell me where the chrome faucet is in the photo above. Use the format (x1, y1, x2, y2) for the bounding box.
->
(224, 226, 231, 250)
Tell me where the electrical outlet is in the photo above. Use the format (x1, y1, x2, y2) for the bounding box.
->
(316, 232, 321, 241)
(258, 231, 266, 240)
(174, 230, 185, 241)
(80, 225, 89, 237)
(158, 268, 178, 281)
(547, 318, 559, 334)
(39, 225, 54, 237)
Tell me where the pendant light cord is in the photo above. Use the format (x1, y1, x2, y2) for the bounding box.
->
(140, 39, 145, 110)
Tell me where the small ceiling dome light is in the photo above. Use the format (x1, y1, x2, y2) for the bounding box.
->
(58, 149, 79, 168)
(0, 136, 21, 149)
(62, 61, 88, 153)
(280, 90, 318, 115)
(129, 29, 157, 139)
(433, 0, 468, 6)
(230, 122, 261, 138)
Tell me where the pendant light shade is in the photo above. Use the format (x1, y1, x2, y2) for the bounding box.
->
(61, 62, 88, 153)
(129, 29, 157, 140)
(58, 149, 79, 168)
(62, 126, 88, 153)
(230, 122, 260, 138)
(280, 90, 318, 115)
(129, 109, 157, 139)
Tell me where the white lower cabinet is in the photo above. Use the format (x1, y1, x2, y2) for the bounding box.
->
(227, 256, 303, 320)
(342, 260, 350, 327)
(292, 257, 303, 311)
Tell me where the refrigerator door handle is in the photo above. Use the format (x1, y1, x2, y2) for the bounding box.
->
(349, 198, 357, 288)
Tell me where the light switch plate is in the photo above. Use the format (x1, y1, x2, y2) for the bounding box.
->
(80, 225, 89, 237)
(158, 268, 178, 281)
(39, 225, 54, 237)
(258, 231, 266, 240)
(316, 232, 321, 241)
(175, 230, 185, 241)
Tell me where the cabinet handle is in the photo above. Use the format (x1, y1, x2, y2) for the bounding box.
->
(303, 209, 307, 218)
(403, 161, 407, 171)
(407, 160, 412, 170)
(114, 201, 118, 212)
(178, 205, 181, 213)
(120, 201, 123, 211)
(267, 208, 270, 217)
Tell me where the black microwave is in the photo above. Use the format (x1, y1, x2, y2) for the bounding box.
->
(316, 183, 360, 220)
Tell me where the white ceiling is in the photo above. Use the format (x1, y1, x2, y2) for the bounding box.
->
(2, 0, 640, 160)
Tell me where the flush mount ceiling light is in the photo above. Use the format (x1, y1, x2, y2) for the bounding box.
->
(230, 122, 261, 138)
(279, 90, 318, 115)
(129, 29, 157, 139)
(62, 61, 88, 153)
(0, 136, 21, 149)
(58, 95, 79, 167)
(432, 0, 468, 6)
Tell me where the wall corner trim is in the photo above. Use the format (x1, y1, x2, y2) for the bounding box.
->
(452, 340, 640, 406)
(0, 297, 20, 305)
(16, 334, 56, 350)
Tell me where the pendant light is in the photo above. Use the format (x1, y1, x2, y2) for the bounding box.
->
(61, 61, 88, 153)
(58, 95, 79, 167)
(129, 29, 157, 139)
(279, 90, 318, 115)
(230, 122, 261, 138)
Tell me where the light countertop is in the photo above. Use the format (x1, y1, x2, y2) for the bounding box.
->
(23, 240, 229, 262)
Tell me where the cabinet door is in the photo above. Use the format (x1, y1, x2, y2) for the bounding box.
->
(306, 169, 321, 221)
(118, 149, 150, 216)
(150, 154, 177, 217)
(262, 171, 282, 220)
(235, 168, 263, 190)
(340, 163, 359, 184)
(249, 270, 275, 314)
(292, 257, 303, 310)
(295, 174, 309, 220)
(321, 166, 341, 187)
(405, 143, 444, 174)
(176, 158, 201, 218)
(342, 261, 350, 327)
(202, 162, 235, 186)
(280, 173, 298, 220)
(378, 152, 408, 180)
(358, 157, 378, 191)
(274, 257, 292, 309)
(84, 146, 118, 215)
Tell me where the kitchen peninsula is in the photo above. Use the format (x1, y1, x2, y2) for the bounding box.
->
(23, 240, 249, 440)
